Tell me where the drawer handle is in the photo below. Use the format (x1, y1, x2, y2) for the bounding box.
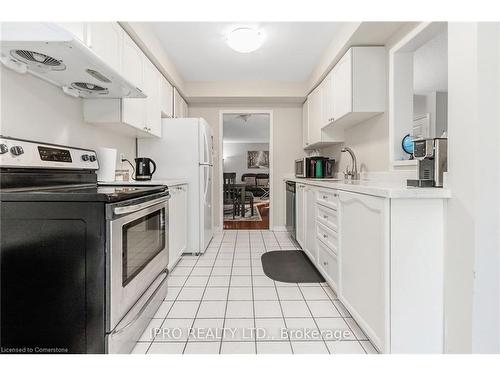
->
(322, 195, 328, 199)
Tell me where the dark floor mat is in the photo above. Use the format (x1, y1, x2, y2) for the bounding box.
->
(261, 250, 325, 283)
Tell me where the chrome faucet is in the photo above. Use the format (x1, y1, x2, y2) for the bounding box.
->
(341, 146, 360, 180)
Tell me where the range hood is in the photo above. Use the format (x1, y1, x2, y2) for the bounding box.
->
(0, 23, 146, 99)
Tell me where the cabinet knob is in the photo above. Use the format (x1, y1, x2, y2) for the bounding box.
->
(323, 261, 328, 266)
(333, 193, 338, 197)
(323, 195, 328, 199)
(323, 234, 328, 238)
(323, 215, 328, 219)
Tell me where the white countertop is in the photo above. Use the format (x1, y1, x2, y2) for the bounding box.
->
(99, 178, 189, 187)
(284, 176, 451, 199)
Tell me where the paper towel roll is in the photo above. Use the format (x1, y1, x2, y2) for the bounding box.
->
(96, 147, 117, 182)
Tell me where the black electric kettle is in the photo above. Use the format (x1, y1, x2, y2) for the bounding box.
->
(134, 157, 156, 181)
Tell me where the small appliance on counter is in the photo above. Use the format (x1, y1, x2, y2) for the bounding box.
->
(295, 157, 335, 178)
(96, 147, 116, 182)
(407, 138, 448, 188)
(134, 157, 157, 181)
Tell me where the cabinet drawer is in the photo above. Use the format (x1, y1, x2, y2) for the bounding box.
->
(316, 203, 338, 232)
(317, 239, 339, 289)
(317, 189, 339, 210)
(316, 221, 338, 254)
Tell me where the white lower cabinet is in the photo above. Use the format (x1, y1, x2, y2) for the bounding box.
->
(338, 191, 389, 353)
(287, 179, 446, 354)
(317, 239, 339, 290)
(295, 184, 306, 249)
(168, 184, 188, 270)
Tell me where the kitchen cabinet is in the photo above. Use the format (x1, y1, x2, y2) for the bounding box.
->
(304, 185, 317, 262)
(338, 191, 389, 353)
(284, 178, 446, 353)
(302, 100, 309, 149)
(329, 46, 386, 128)
(83, 27, 163, 138)
(168, 184, 188, 270)
(160, 78, 174, 118)
(86, 23, 123, 75)
(141, 58, 162, 137)
(320, 70, 335, 127)
(295, 183, 306, 249)
(173, 87, 188, 118)
(303, 85, 344, 150)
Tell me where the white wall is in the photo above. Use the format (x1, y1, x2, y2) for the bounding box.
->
(446, 22, 500, 354)
(223, 142, 269, 181)
(0, 66, 136, 171)
(189, 104, 304, 230)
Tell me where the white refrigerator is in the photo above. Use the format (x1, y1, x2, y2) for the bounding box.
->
(137, 118, 213, 254)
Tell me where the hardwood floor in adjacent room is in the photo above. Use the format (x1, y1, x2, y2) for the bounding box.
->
(223, 203, 269, 230)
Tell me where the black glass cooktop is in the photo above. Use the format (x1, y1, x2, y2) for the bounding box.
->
(0, 184, 168, 202)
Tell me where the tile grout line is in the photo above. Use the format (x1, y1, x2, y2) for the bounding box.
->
(248, 230, 258, 354)
(218, 230, 237, 354)
(145, 244, 203, 353)
(267, 230, 294, 354)
(181, 231, 224, 354)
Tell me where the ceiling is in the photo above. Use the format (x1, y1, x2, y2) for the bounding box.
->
(151, 22, 345, 82)
(223, 113, 270, 143)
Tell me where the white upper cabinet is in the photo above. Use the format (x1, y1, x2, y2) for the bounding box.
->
(303, 85, 344, 149)
(302, 100, 309, 149)
(321, 70, 335, 127)
(141, 58, 162, 137)
(330, 46, 386, 127)
(160, 77, 174, 118)
(121, 31, 144, 90)
(173, 87, 188, 118)
(86, 23, 123, 76)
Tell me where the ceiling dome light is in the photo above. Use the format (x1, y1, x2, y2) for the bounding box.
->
(226, 27, 265, 53)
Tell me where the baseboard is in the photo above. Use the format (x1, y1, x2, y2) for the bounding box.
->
(273, 225, 287, 232)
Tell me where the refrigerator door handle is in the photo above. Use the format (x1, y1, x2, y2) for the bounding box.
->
(199, 163, 213, 166)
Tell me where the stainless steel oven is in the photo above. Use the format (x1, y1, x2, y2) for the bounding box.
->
(106, 191, 170, 353)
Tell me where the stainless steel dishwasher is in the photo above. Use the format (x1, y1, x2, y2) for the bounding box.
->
(285, 181, 296, 239)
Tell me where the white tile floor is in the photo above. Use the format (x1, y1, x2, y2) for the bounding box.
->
(132, 230, 378, 354)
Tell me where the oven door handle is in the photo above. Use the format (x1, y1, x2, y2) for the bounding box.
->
(110, 268, 168, 336)
(113, 196, 169, 215)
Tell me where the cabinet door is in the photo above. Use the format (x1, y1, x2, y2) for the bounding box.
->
(321, 70, 335, 127)
(339, 191, 389, 352)
(304, 186, 317, 262)
(122, 32, 143, 89)
(332, 49, 353, 121)
(168, 188, 179, 268)
(295, 184, 306, 249)
(121, 32, 146, 130)
(160, 77, 174, 118)
(142, 58, 161, 137)
(173, 88, 182, 118)
(87, 23, 123, 75)
(302, 99, 309, 148)
(307, 87, 322, 144)
(177, 185, 188, 254)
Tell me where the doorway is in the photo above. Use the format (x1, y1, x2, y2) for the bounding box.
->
(219, 111, 272, 230)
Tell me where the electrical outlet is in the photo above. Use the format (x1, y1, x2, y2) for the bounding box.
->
(120, 153, 126, 162)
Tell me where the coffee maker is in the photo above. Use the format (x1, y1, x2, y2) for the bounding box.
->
(407, 138, 447, 188)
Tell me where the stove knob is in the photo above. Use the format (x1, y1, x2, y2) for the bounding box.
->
(89, 155, 96, 162)
(81, 154, 90, 162)
(0, 144, 8, 154)
(10, 146, 24, 156)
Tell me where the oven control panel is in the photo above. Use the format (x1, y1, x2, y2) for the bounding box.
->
(0, 136, 99, 170)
